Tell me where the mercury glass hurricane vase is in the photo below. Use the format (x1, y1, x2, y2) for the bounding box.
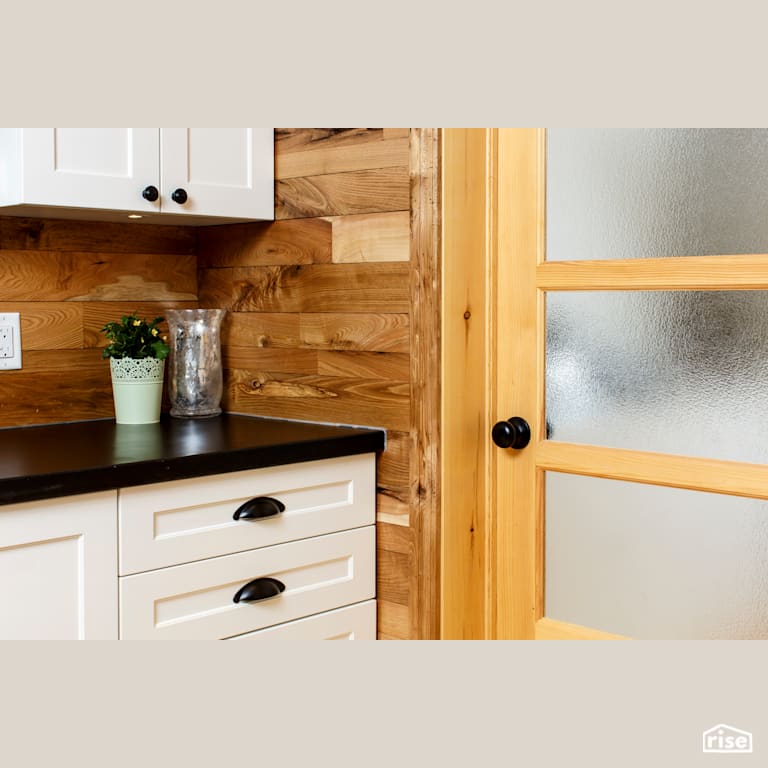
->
(166, 309, 226, 418)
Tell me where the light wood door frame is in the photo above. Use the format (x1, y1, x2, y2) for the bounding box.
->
(440, 128, 496, 639)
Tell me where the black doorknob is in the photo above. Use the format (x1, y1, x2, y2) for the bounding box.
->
(171, 188, 188, 204)
(141, 185, 159, 202)
(491, 416, 531, 449)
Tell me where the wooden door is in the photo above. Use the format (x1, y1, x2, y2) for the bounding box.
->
(160, 128, 273, 219)
(22, 128, 160, 213)
(441, 128, 768, 639)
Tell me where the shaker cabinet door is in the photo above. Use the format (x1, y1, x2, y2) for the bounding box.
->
(22, 128, 160, 213)
(160, 128, 274, 219)
(0, 491, 118, 640)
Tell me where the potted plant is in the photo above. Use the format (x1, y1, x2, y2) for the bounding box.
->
(101, 313, 170, 424)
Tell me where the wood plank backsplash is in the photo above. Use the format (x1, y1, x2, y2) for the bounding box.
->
(0, 129, 432, 640)
(0, 217, 198, 426)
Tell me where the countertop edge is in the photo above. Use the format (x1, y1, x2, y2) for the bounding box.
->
(0, 418, 385, 507)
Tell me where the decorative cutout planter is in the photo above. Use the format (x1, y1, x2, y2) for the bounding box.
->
(109, 357, 165, 424)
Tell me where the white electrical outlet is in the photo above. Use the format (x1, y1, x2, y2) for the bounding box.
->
(0, 313, 21, 370)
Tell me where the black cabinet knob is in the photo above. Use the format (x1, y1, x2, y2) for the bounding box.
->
(233, 577, 286, 604)
(491, 416, 531, 449)
(141, 185, 159, 202)
(171, 188, 188, 204)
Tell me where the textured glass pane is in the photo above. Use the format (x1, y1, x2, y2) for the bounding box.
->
(545, 472, 768, 639)
(546, 129, 768, 260)
(546, 290, 768, 463)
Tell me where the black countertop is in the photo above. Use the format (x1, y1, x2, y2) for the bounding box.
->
(0, 414, 385, 506)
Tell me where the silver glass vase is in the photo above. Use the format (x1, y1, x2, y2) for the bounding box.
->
(166, 309, 226, 418)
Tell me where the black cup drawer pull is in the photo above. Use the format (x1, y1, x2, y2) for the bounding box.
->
(233, 496, 285, 521)
(233, 577, 286, 604)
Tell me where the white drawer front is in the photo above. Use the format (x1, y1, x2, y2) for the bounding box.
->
(118, 453, 375, 575)
(226, 600, 377, 641)
(119, 526, 375, 639)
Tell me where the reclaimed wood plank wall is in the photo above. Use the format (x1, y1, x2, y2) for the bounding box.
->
(198, 128, 424, 639)
(0, 217, 198, 427)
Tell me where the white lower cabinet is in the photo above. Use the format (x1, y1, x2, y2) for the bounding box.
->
(0, 491, 117, 640)
(0, 454, 377, 640)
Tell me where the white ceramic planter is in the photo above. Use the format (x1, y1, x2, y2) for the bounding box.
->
(109, 358, 165, 424)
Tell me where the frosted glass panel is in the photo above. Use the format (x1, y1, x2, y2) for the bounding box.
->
(546, 290, 768, 463)
(545, 472, 768, 639)
(546, 129, 768, 260)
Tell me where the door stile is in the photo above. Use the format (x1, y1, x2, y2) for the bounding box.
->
(493, 128, 544, 638)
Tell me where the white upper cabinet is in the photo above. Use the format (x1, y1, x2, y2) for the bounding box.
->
(0, 127, 274, 224)
(161, 128, 274, 219)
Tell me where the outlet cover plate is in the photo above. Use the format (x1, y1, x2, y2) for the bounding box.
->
(0, 313, 21, 370)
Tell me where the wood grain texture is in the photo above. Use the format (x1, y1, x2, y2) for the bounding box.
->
(197, 219, 332, 268)
(537, 253, 768, 290)
(384, 129, 410, 139)
(408, 128, 442, 640)
(377, 491, 410, 526)
(376, 430, 410, 492)
(376, 548, 410, 605)
(199, 263, 409, 313)
(222, 346, 318, 373)
(376, 520, 413, 636)
(0, 302, 82, 350)
(299, 313, 409, 352)
(0, 251, 197, 301)
(0, 216, 197, 254)
(377, 520, 413, 555)
(377, 600, 410, 639)
(276, 129, 384, 154)
(0, 351, 113, 427)
(328, 211, 410, 263)
(275, 168, 410, 219)
(222, 312, 301, 349)
(224, 371, 409, 432)
(440, 129, 488, 640)
(316, 351, 409, 380)
(277, 137, 409, 180)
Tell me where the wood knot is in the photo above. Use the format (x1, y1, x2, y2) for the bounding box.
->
(463, 310, 471, 320)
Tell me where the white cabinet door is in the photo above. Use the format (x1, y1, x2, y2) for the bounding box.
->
(160, 128, 273, 219)
(0, 491, 118, 640)
(22, 128, 160, 213)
